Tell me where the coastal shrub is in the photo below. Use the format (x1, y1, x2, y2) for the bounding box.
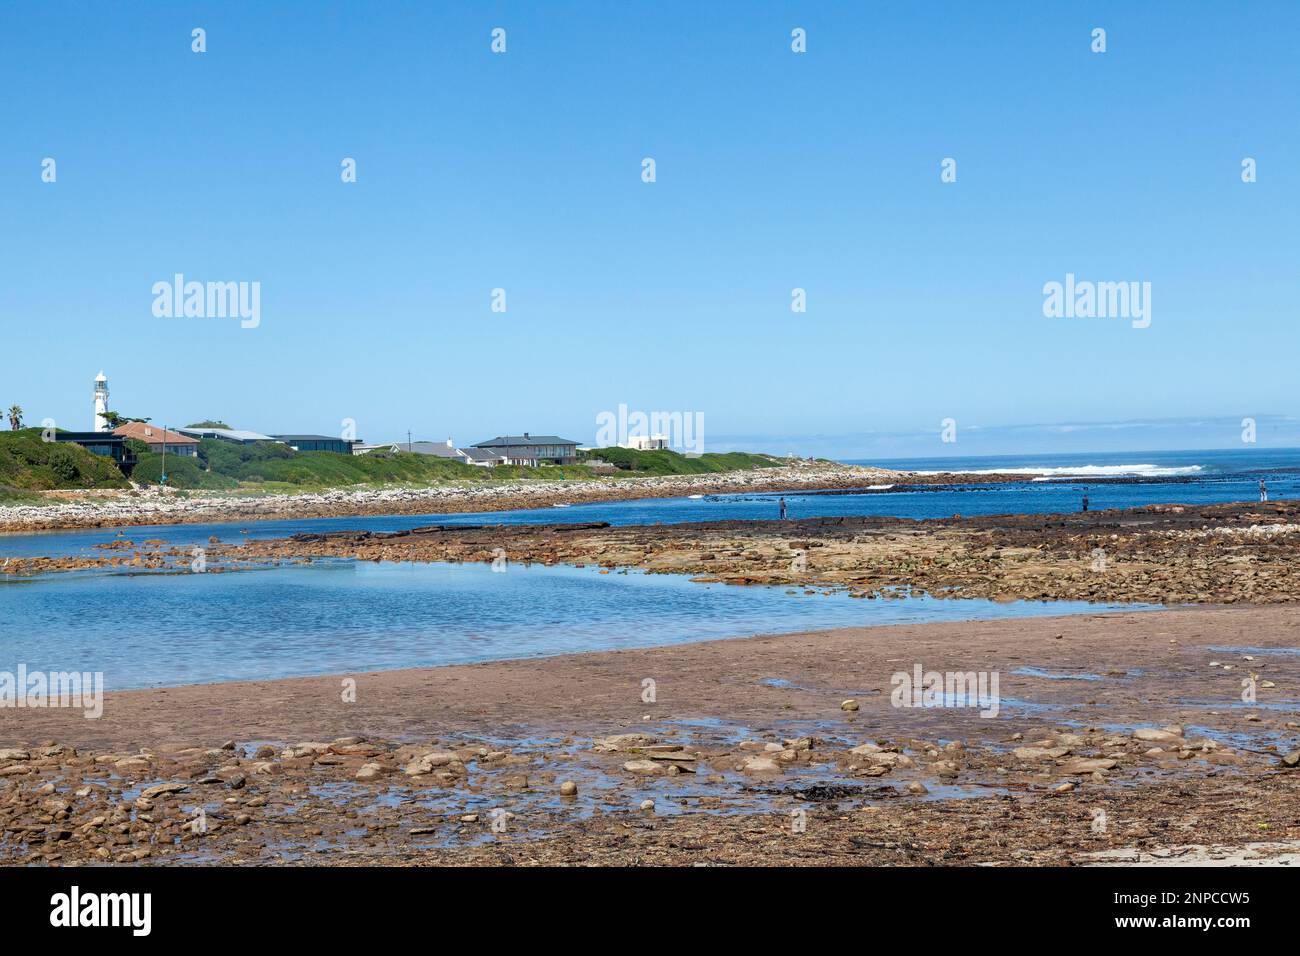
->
(586, 447, 782, 475)
(0, 428, 130, 490)
(131, 453, 237, 489)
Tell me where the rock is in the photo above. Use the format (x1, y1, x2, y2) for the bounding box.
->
(559, 780, 578, 796)
(639, 799, 655, 811)
(410, 826, 437, 835)
(1133, 728, 1182, 744)
(281, 742, 331, 759)
(0, 749, 31, 763)
(592, 734, 656, 753)
(140, 783, 188, 799)
(1280, 750, 1300, 768)
(840, 699, 860, 712)
(859, 751, 914, 769)
(738, 756, 781, 773)
(906, 781, 929, 794)
(1058, 758, 1117, 774)
(648, 752, 696, 772)
(1013, 746, 1069, 761)
(849, 742, 884, 755)
(622, 759, 663, 775)
(459, 814, 479, 823)
(355, 763, 385, 781)
(1054, 782, 1075, 793)
(403, 752, 462, 776)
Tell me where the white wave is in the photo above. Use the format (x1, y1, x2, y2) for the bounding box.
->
(866, 483, 896, 490)
(913, 464, 1204, 479)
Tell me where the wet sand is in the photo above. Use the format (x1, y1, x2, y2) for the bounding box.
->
(3, 605, 1298, 866)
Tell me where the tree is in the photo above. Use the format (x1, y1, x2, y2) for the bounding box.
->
(7, 405, 22, 430)
(101, 411, 151, 429)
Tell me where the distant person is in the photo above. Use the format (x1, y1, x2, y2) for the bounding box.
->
(1081, 494, 1089, 513)
(1260, 480, 1268, 502)
(779, 497, 788, 520)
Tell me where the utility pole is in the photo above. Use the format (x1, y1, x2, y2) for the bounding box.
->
(160, 424, 168, 487)
(407, 430, 412, 453)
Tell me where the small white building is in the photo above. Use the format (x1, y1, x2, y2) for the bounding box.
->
(622, 434, 669, 451)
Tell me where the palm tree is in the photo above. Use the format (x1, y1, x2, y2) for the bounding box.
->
(7, 405, 22, 430)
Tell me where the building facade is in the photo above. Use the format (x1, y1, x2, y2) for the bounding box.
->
(113, 423, 200, 457)
(471, 434, 580, 465)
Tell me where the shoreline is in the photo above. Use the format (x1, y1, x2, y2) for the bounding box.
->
(14, 499, 1296, 607)
(0, 463, 892, 534)
(0, 461, 1203, 535)
(3, 606, 1297, 865)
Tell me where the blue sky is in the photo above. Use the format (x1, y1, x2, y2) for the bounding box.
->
(3, 1, 1297, 458)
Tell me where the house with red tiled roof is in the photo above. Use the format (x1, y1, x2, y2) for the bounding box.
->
(113, 422, 200, 457)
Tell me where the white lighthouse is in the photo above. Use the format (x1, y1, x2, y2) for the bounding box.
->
(93, 371, 110, 432)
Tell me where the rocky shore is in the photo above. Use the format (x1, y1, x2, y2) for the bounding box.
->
(2, 607, 1297, 866)
(0, 463, 895, 533)
(22, 499, 1296, 607)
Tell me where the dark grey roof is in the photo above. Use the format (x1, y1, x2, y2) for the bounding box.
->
(473, 435, 580, 448)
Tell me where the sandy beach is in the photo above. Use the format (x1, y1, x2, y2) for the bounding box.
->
(3, 605, 1297, 866)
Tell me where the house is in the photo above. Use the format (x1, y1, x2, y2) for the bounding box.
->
(176, 426, 280, 445)
(52, 432, 137, 472)
(352, 442, 400, 456)
(472, 433, 580, 466)
(272, 434, 357, 454)
(113, 423, 200, 457)
(406, 439, 468, 459)
(353, 438, 474, 462)
(622, 434, 670, 451)
(461, 447, 508, 467)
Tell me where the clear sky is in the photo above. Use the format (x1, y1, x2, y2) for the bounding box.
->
(3, 1, 1297, 458)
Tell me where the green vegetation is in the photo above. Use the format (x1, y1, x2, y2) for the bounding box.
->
(186, 420, 230, 429)
(132, 439, 487, 490)
(0, 421, 789, 497)
(100, 411, 150, 429)
(0, 429, 130, 491)
(583, 447, 783, 475)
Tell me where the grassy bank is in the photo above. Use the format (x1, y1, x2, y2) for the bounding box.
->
(0, 429, 130, 491)
(583, 447, 783, 475)
(1, 428, 789, 496)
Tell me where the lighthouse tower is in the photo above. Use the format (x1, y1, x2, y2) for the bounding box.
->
(93, 371, 110, 432)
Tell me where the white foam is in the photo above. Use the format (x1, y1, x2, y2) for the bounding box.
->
(912, 464, 1203, 480)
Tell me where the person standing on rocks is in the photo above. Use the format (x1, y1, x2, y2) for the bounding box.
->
(1260, 479, 1268, 502)
(779, 497, 788, 520)
(1081, 493, 1089, 513)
